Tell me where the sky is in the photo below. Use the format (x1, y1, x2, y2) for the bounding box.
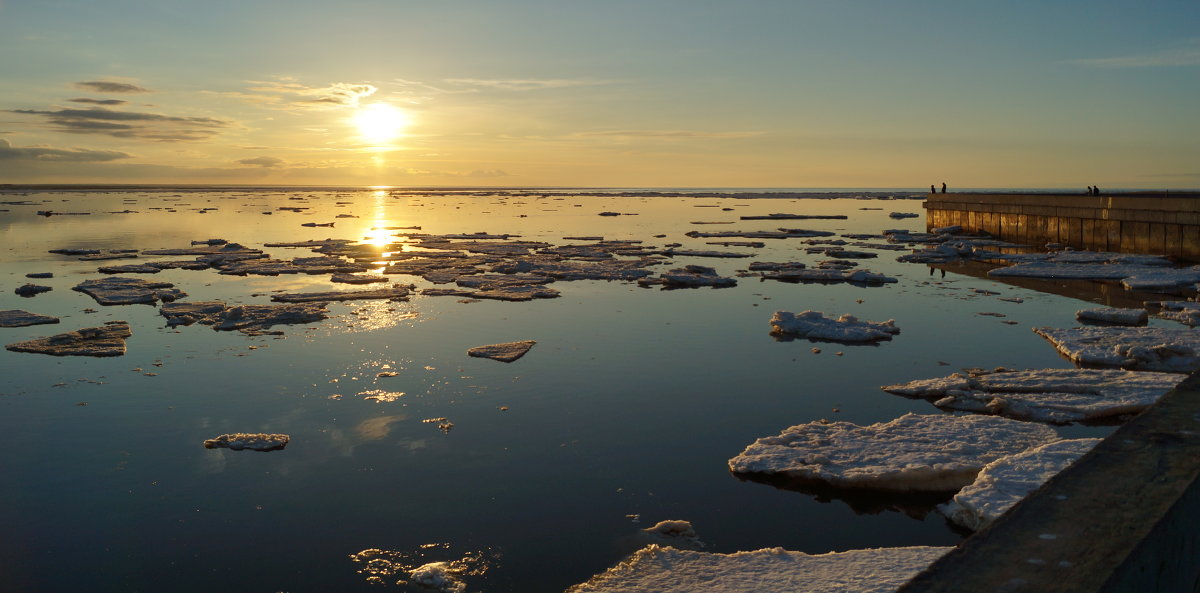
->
(1, 0, 1197, 189)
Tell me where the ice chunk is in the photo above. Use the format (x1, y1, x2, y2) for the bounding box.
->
(270, 285, 413, 303)
(940, 438, 1100, 531)
(409, 562, 465, 593)
(1033, 326, 1200, 372)
(0, 309, 60, 328)
(210, 303, 330, 335)
(642, 519, 698, 540)
(15, 284, 52, 297)
(883, 368, 1184, 423)
(5, 321, 131, 357)
(159, 301, 228, 327)
(467, 340, 536, 362)
(203, 433, 289, 451)
(639, 265, 738, 288)
(422, 285, 560, 301)
(769, 311, 899, 343)
(761, 268, 897, 284)
(1074, 307, 1148, 326)
(567, 544, 950, 593)
(728, 413, 1057, 492)
(73, 277, 185, 305)
(1146, 301, 1200, 326)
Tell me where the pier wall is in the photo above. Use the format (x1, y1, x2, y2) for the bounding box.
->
(924, 192, 1200, 260)
(896, 370, 1200, 593)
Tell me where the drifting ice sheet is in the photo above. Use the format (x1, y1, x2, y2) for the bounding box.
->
(1033, 326, 1200, 372)
(882, 368, 1184, 423)
(728, 413, 1057, 492)
(770, 311, 899, 343)
(5, 321, 131, 357)
(467, 340, 536, 362)
(566, 545, 950, 593)
(940, 438, 1100, 531)
(203, 433, 290, 451)
(1146, 301, 1200, 326)
(73, 277, 185, 305)
(0, 309, 60, 328)
(1075, 307, 1147, 326)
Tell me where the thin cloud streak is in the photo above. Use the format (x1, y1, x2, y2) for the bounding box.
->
(8, 106, 229, 142)
(74, 81, 152, 93)
(1069, 44, 1200, 68)
(0, 138, 132, 162)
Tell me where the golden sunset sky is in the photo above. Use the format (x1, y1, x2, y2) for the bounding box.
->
(1, 1, 1198, 188)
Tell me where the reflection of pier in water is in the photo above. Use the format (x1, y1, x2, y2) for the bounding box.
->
(929, 260, 1181, 309)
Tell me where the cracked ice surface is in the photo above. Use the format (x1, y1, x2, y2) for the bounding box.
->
(566, 545, 950, 593)
(940, 438, 1100, 531)
(770, 311, 899, 342)
(882, 368, 1184, 423)
(1034, 326, 1200, 372)
(728, 413, 1057, 492)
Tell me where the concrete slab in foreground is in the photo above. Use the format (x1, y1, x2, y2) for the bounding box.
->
(896, 370, 1200, 593)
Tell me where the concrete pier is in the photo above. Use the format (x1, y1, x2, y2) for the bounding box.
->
(896, 370, 1200, 593)
(925, 192, 1200, 261)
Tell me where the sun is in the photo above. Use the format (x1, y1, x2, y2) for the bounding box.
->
(353, 103, 409, 143)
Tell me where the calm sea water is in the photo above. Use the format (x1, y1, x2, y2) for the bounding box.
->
(0, 188, 1160, 592)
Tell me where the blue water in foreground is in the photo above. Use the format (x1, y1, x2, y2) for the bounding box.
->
(0, 188, 1152, 592)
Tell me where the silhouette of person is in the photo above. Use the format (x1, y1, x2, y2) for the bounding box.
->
(1086, 186, 1092, 194)
(1094, 185, 1100, 195)
(930, 184, 936, 194)
(941, 182, 947, 193)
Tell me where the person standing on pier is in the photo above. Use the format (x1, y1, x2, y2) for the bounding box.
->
(931, 184, 936, 194)
(941, 182, 947, 193)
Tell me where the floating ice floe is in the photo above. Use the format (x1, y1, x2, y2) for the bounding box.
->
(409, 562, 465, 593)
(639, 265, 737, 289)
(1033, 326, 1200, 372)
(566, 545, 950, 593)
(728, 413, 1057, 492)
(760, 268, 897, 284)
(0, 309, 60, 328)
(684, 229, 836, 240)
(5, 321, 131, 357)
(641, 519, 700, 543)
(888, 212, 919, 219)
(467, 340, 536, 362)
(1075, 307, 1148, 326)
(203, 433, 289, 451)
(1145, 301, 1200, 326)
(940, 438, 1100, 531)
(769, 311, 899, 343)
(97, 263, 161, 274)
(330, 273, 390, 284)
(423, 285, 560, 301)
(270, 285, 413, 303)
(159, 301, 228, 327)
(882, 368, 1184, 423)
(15, 284, 52, 297)
(209, 303, 330, 335)
(73, 277, 186, 305)
(740, 213, 848, 220)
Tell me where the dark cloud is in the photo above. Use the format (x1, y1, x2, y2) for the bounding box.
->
(69, 98, 129, 106)
(236, 156, 284, 168)
(0, 138, 131, 162)
(7, 106, 228, 142)
(75, 81, 152, 93)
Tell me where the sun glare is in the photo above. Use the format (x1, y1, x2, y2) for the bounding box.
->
(354, 103, 409, 143)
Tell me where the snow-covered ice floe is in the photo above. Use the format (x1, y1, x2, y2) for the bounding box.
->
(5, 321, 131, 357)
(1146, 301, 1200, 326)
(467, 340, 536, 362)
(73, 277, 186, 305)
(638, 265, 737, 288)
(728, 413, 1057, 492)
(940, 438, 1100, 531)
(770, 311, 899, 343)
(1075, 307, 1147, 326)
(203, 433, 290, 451)
(882, 368, 1184, 424)
(1033, 326, 1200, 372)
(566, 545, 950, 593)
(761, 268, 897, 284)
(0, 309, 60, 328)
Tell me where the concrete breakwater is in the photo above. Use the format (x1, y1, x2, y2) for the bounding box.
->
(925, 192, 1200, 261)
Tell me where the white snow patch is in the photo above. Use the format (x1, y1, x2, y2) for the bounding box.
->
(728, 413, 1057, 492)
(566, 545, 950, 593)
(883, 368, 1183, 423)
(940, 438, 1100, 531)
(770, 311, 899, 343)
(1034, 326, 1200, 372)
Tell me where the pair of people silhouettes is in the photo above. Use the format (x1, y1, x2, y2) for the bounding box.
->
(930, 183, 947, 194)
(1087, 185, 1101, 195)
